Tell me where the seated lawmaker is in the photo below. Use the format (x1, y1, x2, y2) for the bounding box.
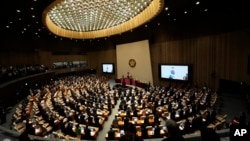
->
(112, 115, 119, 128)
(84, 125, 91, 140)
(107, 127, 115, 140)
(154, 124, 161, 138)
(162, 119, 185, 141)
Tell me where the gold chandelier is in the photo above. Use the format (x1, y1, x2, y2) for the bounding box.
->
(42, 0, 164, 39)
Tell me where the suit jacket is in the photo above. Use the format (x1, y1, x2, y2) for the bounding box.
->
(108, 130, 115, 139)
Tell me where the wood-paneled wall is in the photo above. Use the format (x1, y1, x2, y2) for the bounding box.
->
(87, 29, 250, 90)
(1, 27, 250, 91)
(87, 42, 117, 78)
(150, 30, 250, 90)
(0, 51, 88, 69)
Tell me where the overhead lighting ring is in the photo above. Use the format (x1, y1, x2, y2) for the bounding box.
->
(42, 0, 164, 39)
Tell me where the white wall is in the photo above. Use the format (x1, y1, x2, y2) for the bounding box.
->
(116, 40, 153, 85)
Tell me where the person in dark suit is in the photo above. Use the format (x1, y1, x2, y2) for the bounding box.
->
(78, 114, 86, 124)
(112, 115, 119, 128)
(141, 125, 148, 139)
(184, 118, 191, 134)
(126, 108, 131, 118)
(170, 111, 176, 120)
(210, 108, 217, 123)
(200, 126, 220, 141)
(123, 117, 129, 130)
(61, 122, 68, 135)
(239, 111, 247, 126)
(204, 111, 211, 126)
(84, 125, 91, 140)
(87, 115, 93, 126)
(162, 119, 185, 141)
(133, 109, 138, 117)
(127, 123, 136, 133)
(94, 115, 100, 128)
(191, 114, 202, 131)
(107, 127, 115, 140)
(154, 124, 161, 138)
(154, 113, 160, 125)
(0, 107, 6, 124)
(66, 122, 74, 137)
(75, 124, 81, 140)
(144, 116, 149, 127)
(86, 107, 91, 115)
(19, 129, 32, 141)
(119, 135, 143, 141)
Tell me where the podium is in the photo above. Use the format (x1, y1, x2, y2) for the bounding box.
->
(115, 78, 148, 89)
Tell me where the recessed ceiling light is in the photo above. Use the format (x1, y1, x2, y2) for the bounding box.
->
(45, 0, 162, 39)
(204, 9, 208, 12)
(184, 11, 187, 14)
(6, 25, 10, 28)
(31, 7, 34, 10)
(16, 9, 21, 13)
(32, 15, 35, 18)
(165, 7, 168, 11)
(196, 1, 200, 5)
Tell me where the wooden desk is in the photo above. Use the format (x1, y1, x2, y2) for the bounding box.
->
(34, 126, 43, 136)
(118, 120, 124, 127)
(71, 124, 99, 138)
(136, 130, 142, 137)
(105, 131, 122, 140)
(147, 128, 166, 138)
(130, 119, 144, 126)
(148, 118, 154, 125)
(117, 110, 126, 117)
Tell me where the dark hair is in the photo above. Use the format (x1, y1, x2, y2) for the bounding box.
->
(200, 127, 220, 141)
(19, 130, 31, 141)
(166, 119, 180, 136)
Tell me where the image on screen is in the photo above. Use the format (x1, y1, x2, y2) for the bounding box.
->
(102, 64, 114, 73)
(160, 65, 189, 80)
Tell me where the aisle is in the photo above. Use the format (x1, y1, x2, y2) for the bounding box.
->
(1, 100, 23, 129)
(95, 79, 121, 140)
(96, 99, 121, 141)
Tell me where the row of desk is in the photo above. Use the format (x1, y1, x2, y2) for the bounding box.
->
(106, 126, 167, 140)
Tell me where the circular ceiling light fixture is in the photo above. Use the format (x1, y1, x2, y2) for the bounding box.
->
(42, 0, 164, 39)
